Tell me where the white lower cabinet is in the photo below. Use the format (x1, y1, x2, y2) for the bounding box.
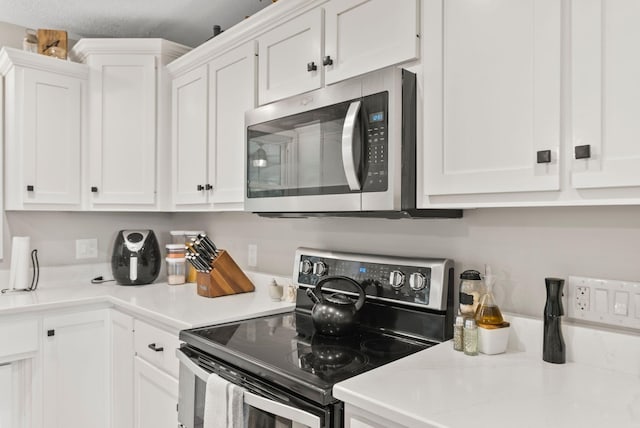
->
(345, 405, 407, 428)
(0, 316, 38, 428)
(111, 311, 135, 428)
(110, 314, 180, 428)
(0, 363, 13, 427)
(133, 357, 179, 428)
(42, 310, 110, 428)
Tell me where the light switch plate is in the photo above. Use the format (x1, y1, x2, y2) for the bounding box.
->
(567, 276, 640, 330)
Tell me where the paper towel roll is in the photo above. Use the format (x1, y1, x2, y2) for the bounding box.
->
(9, 236, 31, 290)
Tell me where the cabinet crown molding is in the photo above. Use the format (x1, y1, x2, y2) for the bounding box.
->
(167, 0, 328, 77)
(70, 38, 191, 65)
(0, 47, 89, 79)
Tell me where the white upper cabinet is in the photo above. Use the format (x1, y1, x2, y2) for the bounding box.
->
(172, 65, 209, 206)
(257, 1, 419, 105)
(324, 0, 419, 85)
(71, 39, 190, 210)
(257, 8, 323, 105)
(208, 42, 257, 209)
(571, 0, 640, 189)
(171, 42, 257, 210)
(86, 54, 157, 205)
(422, 0, 561, 198)
(0, 48, 87, 210)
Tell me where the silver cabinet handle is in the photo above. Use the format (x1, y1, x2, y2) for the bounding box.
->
(341, 100, 362, 191)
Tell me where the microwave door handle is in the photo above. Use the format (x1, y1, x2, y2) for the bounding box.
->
(342, 100, 362, 191)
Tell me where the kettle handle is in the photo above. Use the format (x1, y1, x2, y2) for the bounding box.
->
(315, 276, 366, 310)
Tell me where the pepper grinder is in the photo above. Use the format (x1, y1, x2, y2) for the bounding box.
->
(543, 277, 566, 364)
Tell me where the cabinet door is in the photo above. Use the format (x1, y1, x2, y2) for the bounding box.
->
(258, 8, 323, 105)
(0, 364, 13, 428)
(43, 310, 109, 428)
(111, 311, 134, 428)
(172, 65, 209, 206)
(423, 0, 561, 196)
(324, 0, 419, 85)
(572, 0, 640, 189)
(22, 68, 82, 205)
(88, 55, 157, 205)
(209, 42, 257, 210)
(133, 357, 178, 428)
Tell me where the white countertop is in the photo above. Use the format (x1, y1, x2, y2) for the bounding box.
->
(334, 315, 640, 428)
(0, 268, 295, 332)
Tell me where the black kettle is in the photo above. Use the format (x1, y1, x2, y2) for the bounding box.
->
(306, 276, 366, 336)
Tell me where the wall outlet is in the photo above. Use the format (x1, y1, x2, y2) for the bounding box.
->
(248, 244, 257, 267)
(567, 276, 640, 330)
(575, 286, 590, 312)
(76, 238, 98, 259)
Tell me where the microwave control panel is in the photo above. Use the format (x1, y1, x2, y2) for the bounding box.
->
(362, 92, 389, 192)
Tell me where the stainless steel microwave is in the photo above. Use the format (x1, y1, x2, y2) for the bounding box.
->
(245, 68, 461, 219)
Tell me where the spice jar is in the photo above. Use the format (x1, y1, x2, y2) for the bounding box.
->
(463, 318, 478, 356)
(453, 315, 464, 352)
(459, 270, 484, 317)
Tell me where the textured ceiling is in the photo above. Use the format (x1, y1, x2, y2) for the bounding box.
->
(0, 0, 273, 47)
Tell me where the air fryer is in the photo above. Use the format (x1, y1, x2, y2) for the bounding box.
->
(111, 230, 161, 285)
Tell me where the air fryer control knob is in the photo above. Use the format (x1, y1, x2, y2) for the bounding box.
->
(299, 259, 313, 274)
(389, 270, 405, 289)
(313, 261, 328, 276)
(409, 273, 427, 291)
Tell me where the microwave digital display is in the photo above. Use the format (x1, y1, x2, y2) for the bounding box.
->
(369, 112, 384, 123)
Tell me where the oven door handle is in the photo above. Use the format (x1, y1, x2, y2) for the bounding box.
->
(177, 349, 321, 428)
(177, 348, 210, 381)
(244, 390, 321, 428)
(342, 100, 362, 191)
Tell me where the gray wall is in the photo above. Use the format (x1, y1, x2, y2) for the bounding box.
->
(174, 207, 640, 318)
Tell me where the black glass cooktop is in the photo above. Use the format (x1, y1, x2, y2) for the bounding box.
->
(180, 311, 433, 405)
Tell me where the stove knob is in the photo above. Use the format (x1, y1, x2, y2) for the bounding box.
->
(389, 270, 405, 289)
(299, 259, 313, 274)
(313, 261, 328, 276)
(409, 272, 427, 291)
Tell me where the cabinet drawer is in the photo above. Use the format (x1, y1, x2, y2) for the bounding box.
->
(134, 320, 180, 378)
(0, 318, 38, 358)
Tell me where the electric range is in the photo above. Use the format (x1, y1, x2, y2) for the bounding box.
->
(177, 248, 455, 428)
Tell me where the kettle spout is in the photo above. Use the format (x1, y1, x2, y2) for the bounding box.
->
(306, 288, 321, 304)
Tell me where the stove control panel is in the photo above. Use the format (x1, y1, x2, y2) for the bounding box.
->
(294, 248, 453, 311)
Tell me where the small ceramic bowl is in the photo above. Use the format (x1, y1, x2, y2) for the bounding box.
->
(478, 322, 510, 355)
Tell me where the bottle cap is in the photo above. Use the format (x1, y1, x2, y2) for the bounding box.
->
(460, 270, 482, 280)
(464, 318, 477, 329)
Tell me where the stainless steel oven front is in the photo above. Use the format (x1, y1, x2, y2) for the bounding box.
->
(177, 346, 342, 428)
(245, 67, 412, 214)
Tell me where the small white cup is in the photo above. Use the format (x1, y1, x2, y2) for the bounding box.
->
(478, 323, 510, 355)
(268, 281, 284, 301)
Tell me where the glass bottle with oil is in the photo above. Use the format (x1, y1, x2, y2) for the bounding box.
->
(474, 265, 504, 326)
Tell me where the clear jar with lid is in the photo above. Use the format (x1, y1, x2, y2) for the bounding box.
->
(166, 257, 186, 285)
(459, 270, 485, 317)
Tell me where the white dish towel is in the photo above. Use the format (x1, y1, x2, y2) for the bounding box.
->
(203, 372, 245, 428)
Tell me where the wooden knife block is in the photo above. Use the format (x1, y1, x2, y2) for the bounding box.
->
(196, 250, 255, 298)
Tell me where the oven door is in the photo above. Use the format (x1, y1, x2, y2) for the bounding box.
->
(177, 347, 335, 428)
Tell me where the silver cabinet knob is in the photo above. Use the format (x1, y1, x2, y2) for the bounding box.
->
(389, 270, 405, 289)
(409, 273, 427, 291)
